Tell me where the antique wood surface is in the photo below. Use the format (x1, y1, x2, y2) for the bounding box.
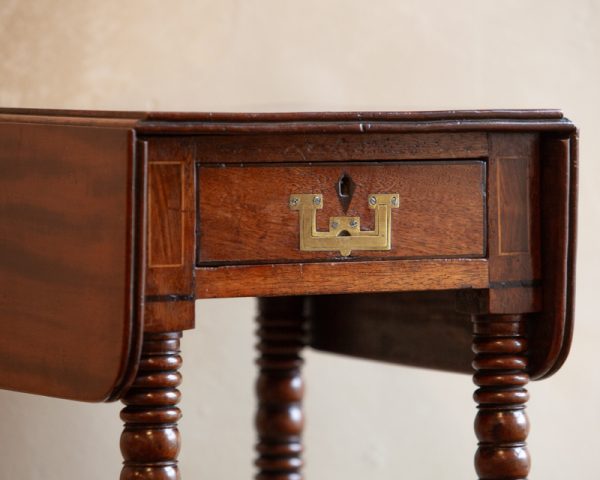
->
(0, 109, 575, 135)
(0, 108, 579, 480)
(0, 122, 145, 402)
(143, 138, 196, 333)
(191, 132, 488, 163)
(309, 290, 474, 374)
(196, 258, 489, 298)
(0, 108, 578, 399)
(532, 133, 578, 378)
(303, 129, 577, 381)
(255, 297, 307, 480)
(198, 162, 485, 264)
(484, 133, 542, 314)
(472, 314, 530, 480)
(0, 107, 567, 120)
(120, 332, 183, 480)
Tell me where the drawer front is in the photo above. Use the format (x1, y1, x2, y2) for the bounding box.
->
(197, 161, 485, 264)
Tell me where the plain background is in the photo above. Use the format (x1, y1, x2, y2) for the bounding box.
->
(1, 1, 599, 479)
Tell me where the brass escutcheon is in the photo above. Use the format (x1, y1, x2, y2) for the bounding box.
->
(289, 193, 400, 256)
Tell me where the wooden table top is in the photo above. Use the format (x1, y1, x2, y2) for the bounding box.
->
(0, 109, 577, 403)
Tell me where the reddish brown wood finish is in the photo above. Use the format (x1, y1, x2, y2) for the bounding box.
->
(255, 297, 307, 480)
(0, 107, 566, 121)
(530, 133, 578, 378)
(120, 332, 182, 480)
(198, 162, 485, 264)
(309, 291, 474, 373)
(193, 132, 488, 163)
(0, 122, 145, 402)
(196, 258, 489, 298)
(473, 314, 530, 480)
(0, 109, 576, 389)
(486, 134, 542, 314)
(0, 108, 578, 480)
(0, 109, 573, 134)
(144, 301, 195, 334)
(144, 138, 196, 333)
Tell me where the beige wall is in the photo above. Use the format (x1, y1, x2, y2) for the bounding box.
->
(1, 1, 599, 478)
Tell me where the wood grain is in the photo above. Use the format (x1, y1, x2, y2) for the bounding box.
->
(255, 297, 306, 480)
(196, 259, 488, 298)
(309, 291, 474, 374)
(0, 107, 566, 122)
(458, 286, 543, 316)
(528, 134, 576, 379)
(120, 332, 182, 480)
(0, 108, 580, 480)
(192, 132, 488, 163)
(144, 300, 195, 333)
(488, 133, 541, 283)
(138, 120, 577, 135)
(144, 138, 196, 332)
(148, 162, 184, 267)
(0, 109, 578, 411)
(0, 122, 144, 402)
(473, 314, 530, 480)
(198, 162, 486, 264)
(0, 109, 576, 136)
(486, 134, 542, 314)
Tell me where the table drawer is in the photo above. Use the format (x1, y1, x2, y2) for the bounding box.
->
(197, 161, 485, 264)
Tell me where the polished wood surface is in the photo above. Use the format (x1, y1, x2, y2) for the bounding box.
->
(196, 258, 488, 298)
(309, 291, 474, 374)
(191, 132, 488, 163)
(0, 121, 145, 402)
(255, 298, 306, 480)
(144, 138, 196, 333)
(485, 133, 542, 316)
(0, 108, 578, 479)
(120, 332, 183, 480)
(0, 107, 568, 121)
(534, 132, 579, 377)
(198, 162, 485, 264)
(473, 314, 530, 480)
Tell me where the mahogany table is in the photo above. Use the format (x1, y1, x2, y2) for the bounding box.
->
(0, 109, 577, 479)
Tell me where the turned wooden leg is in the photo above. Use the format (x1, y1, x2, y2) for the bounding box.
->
(472, 314, 530, 480)
(120, 332, 183, 480)
(255, 297, 307, 480)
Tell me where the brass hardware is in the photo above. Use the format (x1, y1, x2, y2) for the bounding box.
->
(289, 193, 400, 256)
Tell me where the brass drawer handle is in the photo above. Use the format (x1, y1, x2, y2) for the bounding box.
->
(289, 193, 399, 256)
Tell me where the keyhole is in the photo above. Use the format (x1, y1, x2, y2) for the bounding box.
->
(338, 174, 351, 197)
(336, 172, 355, 213)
